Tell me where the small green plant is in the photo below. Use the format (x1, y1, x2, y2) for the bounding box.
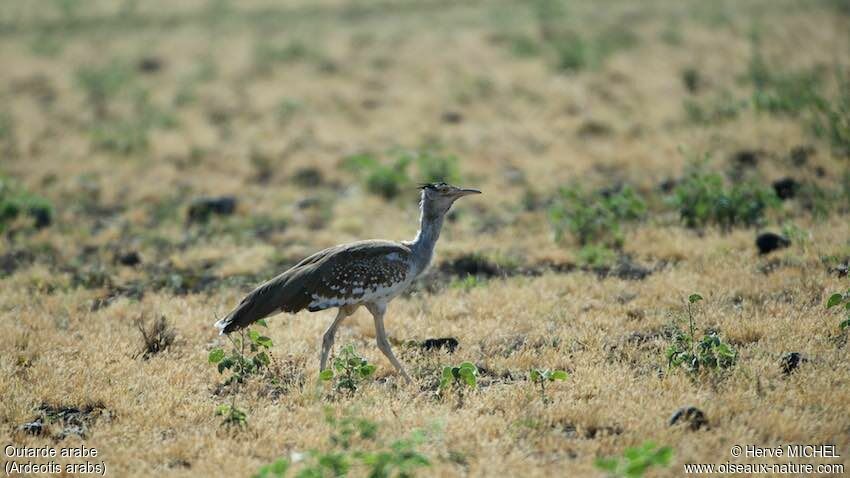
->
(253, 39, 316, 73)
(665, 294, 737, 374)
(440, 362, 478, 407)
(320, 344, 377, 394)
(827, 290, 850, 331)
(671, 171, 779, 229)
(254, 458, 290, 478)
(450, 274, 485, 291)
(208, 325, 274, 385)
(90, 119, 150, 154)
(781, 222, 812, 250)
(549, 185, 645, 248)
(440, 362, 478, 389)
(595, 442, 673, 478)
(215, 403, 247, 428)
(529, 368, 568, 403)
(75, 61, 134, 115)
(208, 323, 273, 428)
(254, 409, 430, 477)
(683, 91, 748, 125)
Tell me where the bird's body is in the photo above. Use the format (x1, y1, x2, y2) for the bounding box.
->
(217, 240, 415, 329)
(214, 182, 481, 382)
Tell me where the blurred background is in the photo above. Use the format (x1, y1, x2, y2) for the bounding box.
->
(0, 0, 848, 286)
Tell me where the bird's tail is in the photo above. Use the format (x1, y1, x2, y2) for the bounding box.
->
(213, 267, 313, 334)
(213, 314, 236, 335)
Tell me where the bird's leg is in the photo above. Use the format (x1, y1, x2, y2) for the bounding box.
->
(366, 302, 412, 383)
(320, 306, 354, 372)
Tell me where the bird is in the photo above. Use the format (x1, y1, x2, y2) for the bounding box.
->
(214, 182, 481, 382)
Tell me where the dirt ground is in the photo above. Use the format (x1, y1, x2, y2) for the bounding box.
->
(1, 0, 849, 476)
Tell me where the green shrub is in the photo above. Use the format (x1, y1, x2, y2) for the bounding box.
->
(0, 176, 53, 232)
(549, 185, 645, 247)
(577, 244, 617, 268)
(208, 324, 274, 385)
(343, 153, 412, 199)
(208, 324, 275, 428)
(671, 171, 778, 229)
(596, 442, 673, 478)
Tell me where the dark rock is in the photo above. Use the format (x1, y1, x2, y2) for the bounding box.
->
(682, 68, 700, 93)
(439, 254, 503, 278)
(30, 206, 52, 228)
(138, 57, 163, 73)
(790, 145, 815, 166)
(658, 178, 678, 194)
(780, 352, 806, 375)
(419, 337, 459, 353)
(756, 232, 790, 255)
(577, 120, 613, 138)
(731, 150, 761, 168)
(772, 177, 799, 200)
(187, 196, 237, 223)
(595, 257, 652, 281)
(441, 111, 463, 124)
(668, 406, 708, 431)
(116, 251, 141, 266)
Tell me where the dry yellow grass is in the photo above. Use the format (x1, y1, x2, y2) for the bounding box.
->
(1, 0, 850, 476)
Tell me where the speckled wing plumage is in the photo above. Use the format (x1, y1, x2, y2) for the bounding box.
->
(215, 240, 413, 334)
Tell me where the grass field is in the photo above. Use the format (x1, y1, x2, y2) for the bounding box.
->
(1, 0, 850, 476)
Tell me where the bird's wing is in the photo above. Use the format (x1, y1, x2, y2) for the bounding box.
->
(215, 240, 412, 334)
(305, 240, 414, 312)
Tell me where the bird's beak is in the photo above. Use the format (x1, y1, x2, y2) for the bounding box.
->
(456, 187, 482, 197)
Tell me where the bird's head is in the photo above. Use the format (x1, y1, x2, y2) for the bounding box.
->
(419, 182, 481, 219)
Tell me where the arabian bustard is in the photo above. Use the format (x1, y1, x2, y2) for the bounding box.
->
(214, 182, 481, 382)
